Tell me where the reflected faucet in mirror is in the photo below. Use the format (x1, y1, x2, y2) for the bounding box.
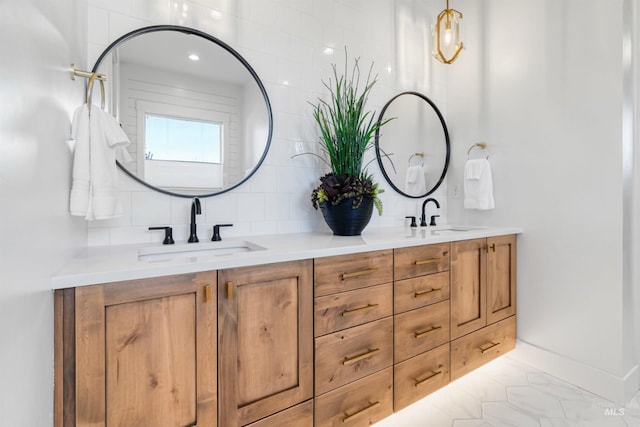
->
(420, 198, 440, 227)
(188, 197, 201, 243)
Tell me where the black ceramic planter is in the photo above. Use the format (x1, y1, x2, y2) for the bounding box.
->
(320, 197, 374, 236)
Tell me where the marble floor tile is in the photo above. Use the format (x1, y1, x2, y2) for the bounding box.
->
(372, 355, 640, 427)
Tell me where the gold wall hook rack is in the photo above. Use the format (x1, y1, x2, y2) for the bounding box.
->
(70, 64, 106, 110)
(70, 64, 106, 82)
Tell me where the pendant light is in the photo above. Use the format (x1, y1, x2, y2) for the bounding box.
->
(432, 0, 464, 64)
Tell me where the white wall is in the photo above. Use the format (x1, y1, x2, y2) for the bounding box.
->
(0, 0, 87, 424)
(84, 0, 450, 246)
(446, 0, 637, 403)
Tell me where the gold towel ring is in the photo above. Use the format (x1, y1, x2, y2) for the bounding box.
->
(408, 152, 424, 166)
(86, 73, 105, 111)
(467, 142, 489, 159)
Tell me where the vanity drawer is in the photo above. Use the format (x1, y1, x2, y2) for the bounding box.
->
(394, 243, 450, 281)
(394, 300, 450, 363)
(314, 250, 393, 297)
(450, 315, 516, 380)
(315, 317, 393, 395)
(315, 283, 393, 337)
(394, 271, 450, 314)
(315, 367, 393, 427)
(394, 343, 450, 411)
(245, 400, 313, 427)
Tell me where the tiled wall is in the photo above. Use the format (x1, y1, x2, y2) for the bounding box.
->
(86, 0, 448, 246)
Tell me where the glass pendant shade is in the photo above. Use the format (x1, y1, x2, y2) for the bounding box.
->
(432, 1, 463, 64)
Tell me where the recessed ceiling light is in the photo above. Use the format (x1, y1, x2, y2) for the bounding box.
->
(323, 47, 334, 55)
(189, 54, 200, 61)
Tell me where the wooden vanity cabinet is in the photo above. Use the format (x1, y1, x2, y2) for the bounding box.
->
(450, 234, 517, 380)
(54, 272, 217, 427)
(55, 233, 518, 426)
(217, 260, 313, 427)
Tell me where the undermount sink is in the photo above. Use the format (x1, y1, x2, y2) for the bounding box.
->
(138, 240, 266, 262)
(428, 225, 480, 234)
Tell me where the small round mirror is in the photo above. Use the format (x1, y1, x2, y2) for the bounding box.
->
(92, 25, 273, 198)
(375, 91, 450, 198)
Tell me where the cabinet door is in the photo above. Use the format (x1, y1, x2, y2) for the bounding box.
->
(73, 272, 217, 427)
(450, 238, 487, 339)
(218, 260, 313, 426)
(486, 234, 517, 324)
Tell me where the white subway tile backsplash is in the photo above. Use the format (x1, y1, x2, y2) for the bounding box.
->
(236, 193, 265, 222)
(87, 0, 448, 247)
(131, 191, 171, 225)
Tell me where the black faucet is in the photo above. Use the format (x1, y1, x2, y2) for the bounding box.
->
(420, 198, 440, 227)
(188, 197, 201, 243)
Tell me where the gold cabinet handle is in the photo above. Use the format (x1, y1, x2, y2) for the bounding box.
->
(341, 268, 379, 280)
(414, 288, 442, 298)
(480, 341, 500, 354)
(204, 285, 212, 303)
(226, 281, 234, 299)
(414, 258, 440, 266)
(415, 370, 443, 387)
(342, 348, 380, 366)
(341, 303, 379, 317)
(342, 401, 380, 423)
(414, 325, 442, 339)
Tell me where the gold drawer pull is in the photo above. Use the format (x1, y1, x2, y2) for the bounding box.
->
(341, 303, 379, 317)
(414, 258, 440, 266)
(341, 268, 379, 280)
(414, 288, 442, 298)
(480, 341, 501, 354)
(204, 285, 212, 303)
(342, 401, 380, 423)
(415, 370, 443, 387)
(342, 348, 381, 366)
(414, 325, 442, 339)
(226, 282, 234, 299)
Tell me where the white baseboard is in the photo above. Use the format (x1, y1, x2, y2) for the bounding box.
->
(510, 339, 639, 405)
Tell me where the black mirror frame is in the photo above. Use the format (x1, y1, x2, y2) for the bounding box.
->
(374, 91, 450, 199)
(92, 25, 273, 198)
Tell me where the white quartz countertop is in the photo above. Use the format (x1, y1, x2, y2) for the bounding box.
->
(51, 225, 523, 289)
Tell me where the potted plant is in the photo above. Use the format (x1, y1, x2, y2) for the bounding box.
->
(309, 55, 390, 235)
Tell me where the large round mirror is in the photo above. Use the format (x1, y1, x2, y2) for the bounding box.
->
(92, 25, 273, 198)
(375, 91, 450, 198)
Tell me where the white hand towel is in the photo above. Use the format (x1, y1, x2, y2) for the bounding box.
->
(88, 107, 130, 220)
(69, 105, 130, 220)
(405, 165, 427, 196)
(464, 159, 495, 210)
(69, 105, 91, 216)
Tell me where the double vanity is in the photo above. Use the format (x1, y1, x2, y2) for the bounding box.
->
(53, 225, 520, 426)
(56, 22, 518, 427)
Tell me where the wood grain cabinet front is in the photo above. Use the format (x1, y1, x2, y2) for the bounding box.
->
(218, 260, 313, 427)
(450, 235, 517, 340)
(315, 367, 394, 427)
(451, 316, 516, 380)
(54, 272, 217, 427)
(315, 317, 393, 395)
(394, 343, 450, 411)
(394, 300, 450, 363)
(314, 283, 393, 337)
(314, 250, 393, 297)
